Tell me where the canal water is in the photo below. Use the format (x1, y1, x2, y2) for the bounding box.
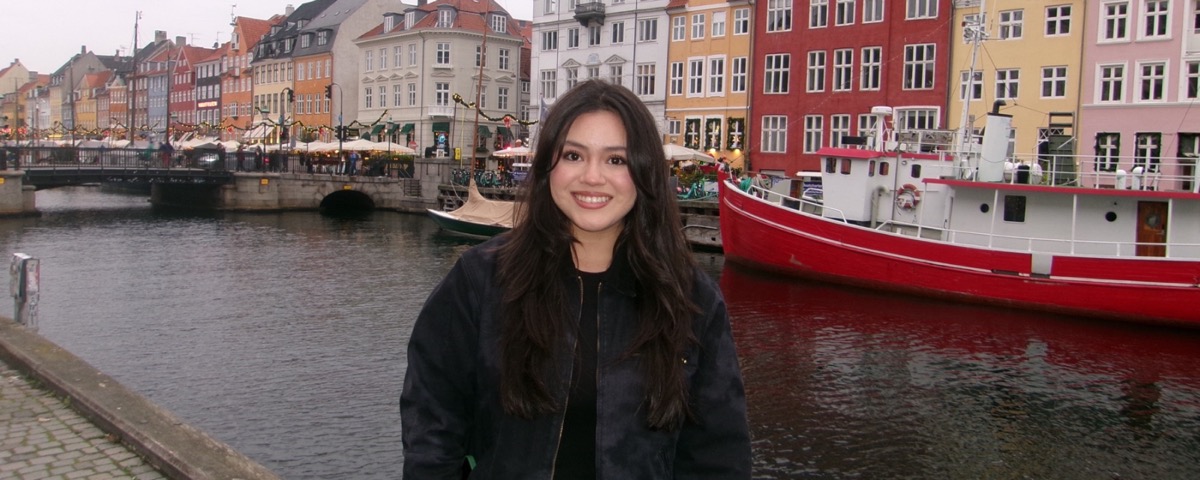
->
(2, 186, 1198, 479)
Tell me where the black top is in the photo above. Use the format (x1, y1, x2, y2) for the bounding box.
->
(554, 271, 603, 480)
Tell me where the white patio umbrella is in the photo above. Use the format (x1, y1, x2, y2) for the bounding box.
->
(663, 143, 714, 162)
(493, 145, 532, 158)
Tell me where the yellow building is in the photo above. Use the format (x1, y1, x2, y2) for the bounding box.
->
(664, 0, 753, 170)
(948, 0, 1085, 160)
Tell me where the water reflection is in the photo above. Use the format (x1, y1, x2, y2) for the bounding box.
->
(720, 265, 1200, 479)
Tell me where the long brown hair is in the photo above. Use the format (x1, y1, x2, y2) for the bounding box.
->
(496, 80, 698, 429)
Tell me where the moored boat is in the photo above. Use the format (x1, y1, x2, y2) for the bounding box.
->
(427, 180, 515, 238)
(719, 106, 1200, 327)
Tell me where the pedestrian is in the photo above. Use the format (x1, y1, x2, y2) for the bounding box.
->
(255, 146, 264, 171)
(236, 145, 246, 171)
(401, 80, 751, 479)
(159, 142, 173, 168)
(348, 151, 359, 176)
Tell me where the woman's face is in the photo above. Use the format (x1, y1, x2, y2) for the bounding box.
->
(550, 110, 637, 245)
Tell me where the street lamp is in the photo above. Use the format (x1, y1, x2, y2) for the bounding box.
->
(280, 87, 294, 172)
(327, 82, 343, 159)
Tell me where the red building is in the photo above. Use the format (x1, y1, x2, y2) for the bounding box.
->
(750, 0, 953, 174)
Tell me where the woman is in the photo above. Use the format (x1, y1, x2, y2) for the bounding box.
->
(402, 80, 751, 479)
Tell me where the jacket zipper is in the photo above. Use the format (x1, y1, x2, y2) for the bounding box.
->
(548, 275, 585, 479)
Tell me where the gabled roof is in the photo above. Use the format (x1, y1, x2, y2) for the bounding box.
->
(234, 16, 278, 53)
(357, 0, 524, 43)
(254, 0, 340, 61)
(0, 60, 25, 79)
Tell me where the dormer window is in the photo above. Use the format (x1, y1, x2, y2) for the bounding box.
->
(385, 15, 395, 33)
(271, 26, 280, 35)
(317, 30, 329, 45)
(300, 33, 312, 48)
(437, 8, 454, 28)
(405, 12, 415, 29)
(491, 14, 507, 33)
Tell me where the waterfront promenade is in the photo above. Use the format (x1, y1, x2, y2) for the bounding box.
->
(0, 317, 279, 480)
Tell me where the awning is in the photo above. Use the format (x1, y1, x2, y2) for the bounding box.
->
(369, 124, 385, 137)
(432, 122, 450, 133)
(399, 123, 414, 134)
(386, 123, 400, 135)
(478, 125, 492, 137)
(497, 126, 512, 137)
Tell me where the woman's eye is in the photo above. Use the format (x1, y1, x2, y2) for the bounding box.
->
(607, 156, 627, 165)
(561, 151, 581, 162)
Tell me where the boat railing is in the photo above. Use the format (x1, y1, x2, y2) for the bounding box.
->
(1002, 153, 1199, 193)
(740, 179, 848, 222)
(877, 220, 1200, 259)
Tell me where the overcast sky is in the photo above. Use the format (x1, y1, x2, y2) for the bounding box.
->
(1, 0, 533, 76)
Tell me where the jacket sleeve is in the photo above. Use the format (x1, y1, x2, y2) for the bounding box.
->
(401, 257, 481, 479)
(674, 274, 753, 479)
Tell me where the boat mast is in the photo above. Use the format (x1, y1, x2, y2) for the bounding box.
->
(956, 0, 987, 155)
(469, 2, 492, 178)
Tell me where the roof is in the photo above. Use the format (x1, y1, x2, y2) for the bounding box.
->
(235, 16, 278, 52)
(254, 0, 340, 61)
(357, 0, 524, 43)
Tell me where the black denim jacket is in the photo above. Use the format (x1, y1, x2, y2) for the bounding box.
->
(401, 236, 751, 479)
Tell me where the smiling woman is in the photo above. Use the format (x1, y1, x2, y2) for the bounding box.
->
(402, 80, 752, 479)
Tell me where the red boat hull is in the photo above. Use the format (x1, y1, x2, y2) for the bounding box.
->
(718, 180, 1200, 327)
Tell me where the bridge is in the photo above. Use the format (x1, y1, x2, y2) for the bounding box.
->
(0, 146, 446, 215)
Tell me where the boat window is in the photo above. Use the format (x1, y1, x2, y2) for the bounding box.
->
(910, 163, 921, 178)
(1003, 195, 1026, 222)
(840, 159, 852, 175)
(868, 160, 876, 177)
(879, 161, 890, 176)
(825, 158, 836, 174)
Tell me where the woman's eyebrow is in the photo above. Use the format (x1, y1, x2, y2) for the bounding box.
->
(561, 139, 627, 153)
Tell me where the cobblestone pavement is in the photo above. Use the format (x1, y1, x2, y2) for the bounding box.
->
(0, 362, 167, 480)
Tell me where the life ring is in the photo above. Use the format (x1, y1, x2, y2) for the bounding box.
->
(895, 183, 922, 211)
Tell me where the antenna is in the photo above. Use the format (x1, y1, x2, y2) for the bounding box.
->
(230, 4, 238, 26)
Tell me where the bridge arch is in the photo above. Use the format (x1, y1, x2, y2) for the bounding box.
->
(319, 189, 376, 212)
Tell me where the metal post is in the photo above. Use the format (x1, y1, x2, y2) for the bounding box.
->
(10, 253, 40, 330)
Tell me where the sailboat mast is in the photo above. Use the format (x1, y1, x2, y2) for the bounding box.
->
(129, 11, 140, 141)
(470, 3, 491, 176)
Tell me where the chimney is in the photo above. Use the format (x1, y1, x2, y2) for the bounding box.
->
(285, 4, 295, 15)
(176, 35, 187, 46)
(155, 30, 167, 42)
(418, 0, 427, 5)
(81, 45, 87, 54)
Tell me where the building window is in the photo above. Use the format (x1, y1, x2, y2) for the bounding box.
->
(1041, 66, 1067, 98)
(1134, 132, 1162, 172)
(437, 9, 454, 28)
(1187, 61, 1200, 99)
(544, 0, 557, 14)
(1144, 0, 1169, 38)
(499, 49, 511, 70)
(764, 53, 790, 94)
(436, 43, 451, 65)
(1046, 5, 1071, 36)
(542, 31, 558, 51)
(768, 0, 793, 32)
(587, 65, 600, 79)
(393, 46, 402, 68)
(732, 57, 748, 93)
(476, 46, 483, 67)
(835, 0, 855, 25)
(491, 14, 507, 33)
(712, 11, 726, 37)
(318, 31, 329, 45)
(566, 67, 579, 90)
(832, 49, 853, 91)
(436, 82, 450, 106)
(804, 115, 823, 153)
(709, 56, 725, 96)
(612, 21, 625, 44)
(999, 10, 1024, 39)
(688, 59, 704, 96)
(377, 85, 386, 108)
(995, 69, 1020, 100)
(567, 27, 580, 48)
(896, 108, 938, 130)
(861, 46, 881, 90)
(903, 44, 935, 90)
(638, 18, 658, 42)
(609, 64, 624, 86)
(405, 12, 415, 29)
(636, 63, 656, 96)
(589, 25, 602, 46)
(1103, 2, 1129, 41)
(668, 119, 681, 136)
(762, 115, 788, 153)
(408, 83, 416, 106)
(379, 48, 388, 69)
(1139, 62, 1166, 101)
(1099, 64, 1125, 102)
(394, 84, 402, 106)
(541, 70, 558, 98)
(669, 62, 685, 96)
(691, 13, 706, 39)
(364, 86, 373, 108)
(906, 0, 937, 19)
(806, 51, 826, 92)
(811, 0, 828, 28)
(734, 8, 750, 34)
(960, 70, 982, 100)
(864, 0, 883, 23)
(672, 16, 686, 41)
(365, 50, 374, 71)
(831, 114, 851, 147)
(409, 44, 417, 66)
(858, 114, 879, 144)
(497, 87, 509, 110)
(1095, 132, 1120, 172)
